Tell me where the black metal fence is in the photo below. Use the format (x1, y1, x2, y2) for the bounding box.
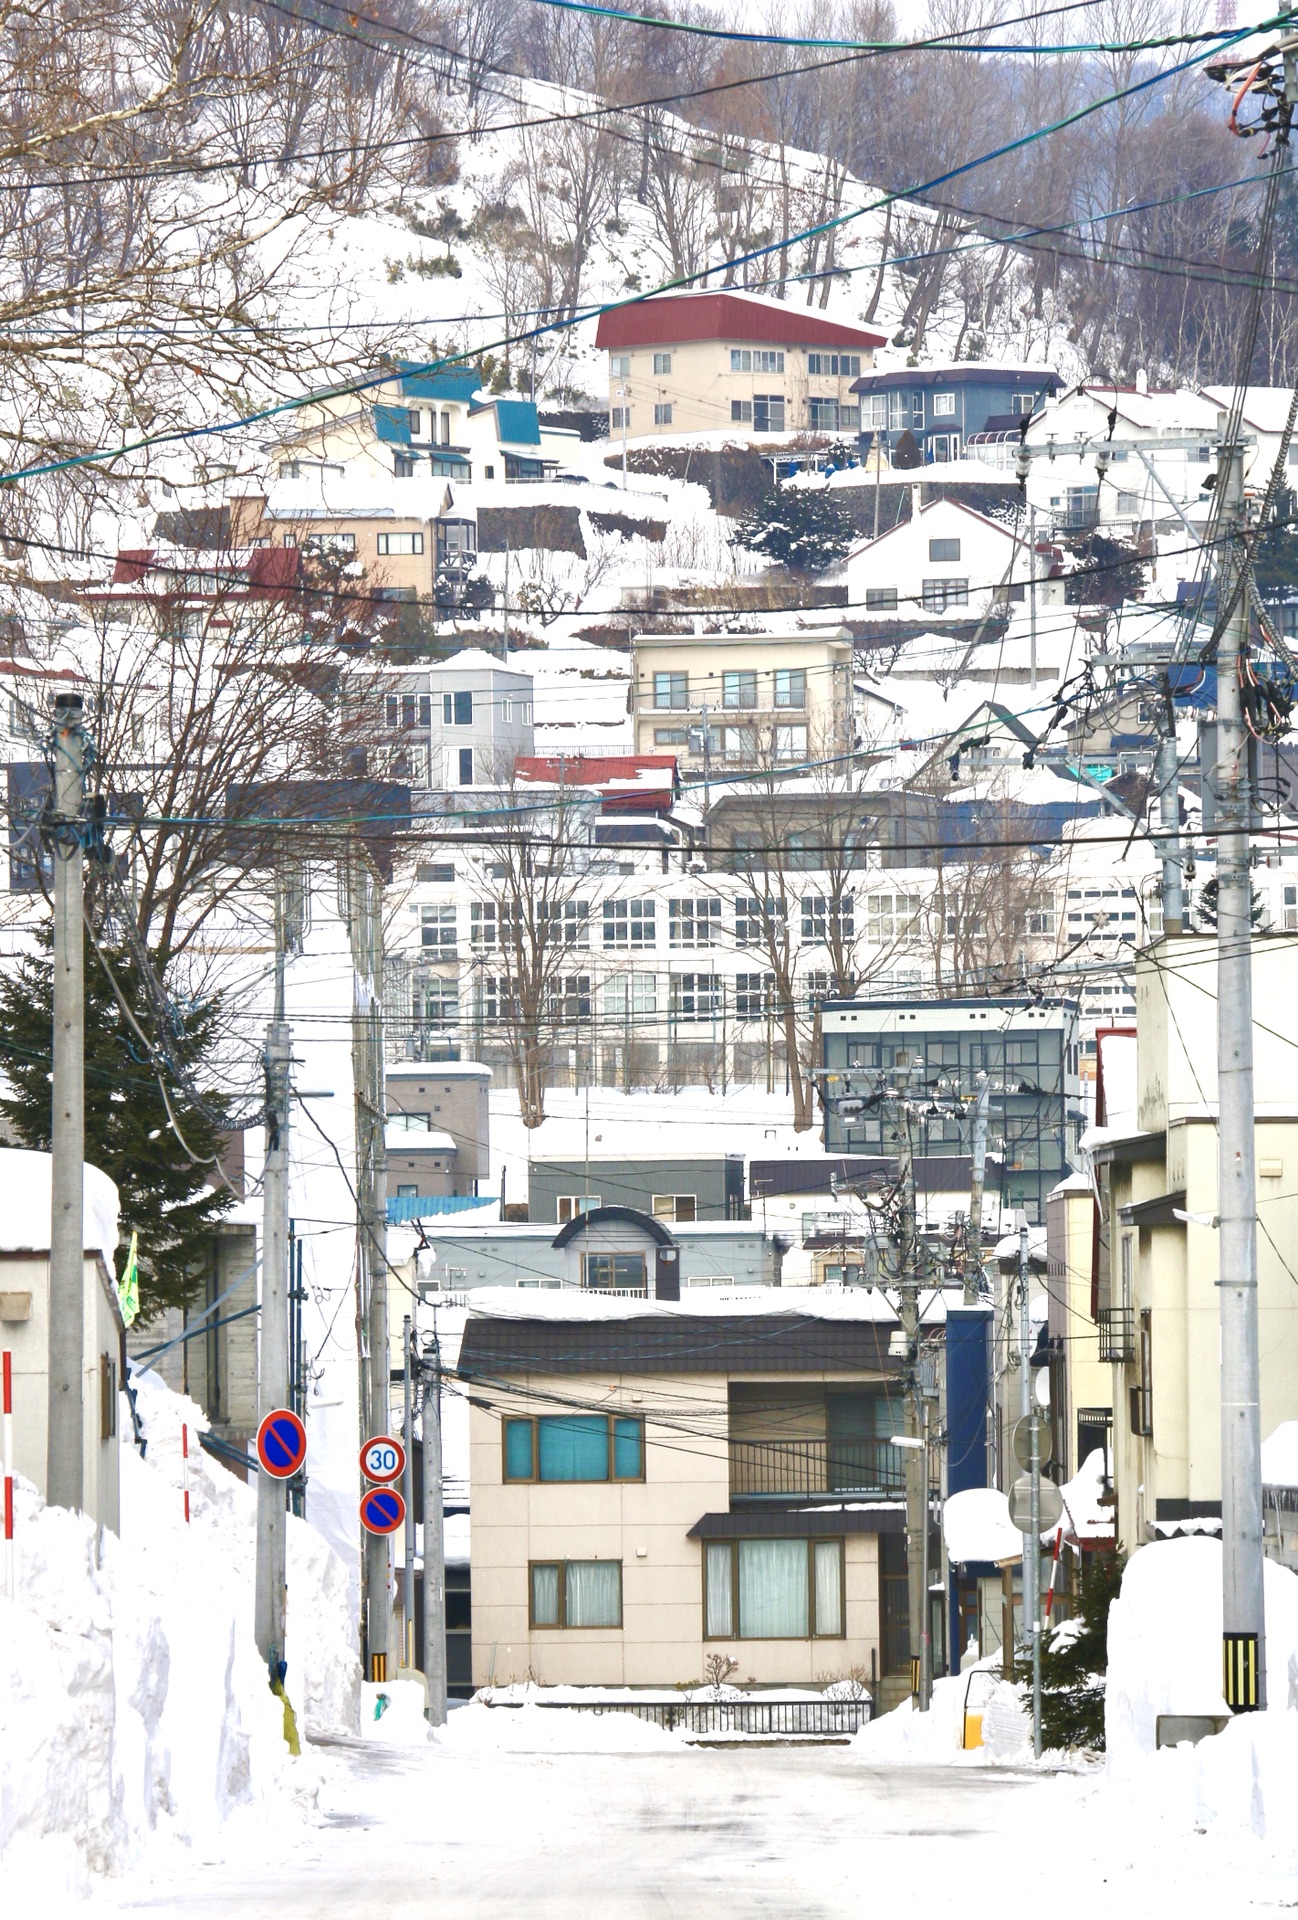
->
(488, 1697, 873, 1735)
(1098, 1306, 1135, 1364)
(729, 1436, 914, 1499)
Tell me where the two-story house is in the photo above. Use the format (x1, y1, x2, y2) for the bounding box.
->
(1089, 934, 1298, 1553)
(596, 290, 885, 442)
(459, 1289, 920, 1694)
(363, 651, 535, 789)
(840, 496, 1038, 624)
(631, 629, 854, 768)
(849, 363, 1059, 466)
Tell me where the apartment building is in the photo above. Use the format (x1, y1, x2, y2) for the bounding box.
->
(365, 651, 535, 788)
(595, 290, 884, 441)
(630, 630, 854, 769)
(460, 1292, 916, 1692)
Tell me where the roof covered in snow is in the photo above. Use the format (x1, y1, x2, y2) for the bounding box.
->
(0, 1148, 120, 1273)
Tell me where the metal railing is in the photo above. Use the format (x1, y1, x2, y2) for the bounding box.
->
(485, 1698, 872, 1736)
(730, 1437, 908, 1499)
(1098, 1305, 1136, 1364)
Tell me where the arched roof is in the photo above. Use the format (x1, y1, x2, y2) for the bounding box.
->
(551, 1205, 676, 1250)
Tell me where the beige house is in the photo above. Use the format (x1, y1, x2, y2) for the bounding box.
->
(1090, 935, 1298, 1548)
(630, 629, 854, 769)
(459, 1295, 915, 1697)
(1, 1150, 124, 1533)
(595, 290, 885, 442)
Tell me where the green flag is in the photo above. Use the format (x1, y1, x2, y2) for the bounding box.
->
(118, 1230, 139, 1327)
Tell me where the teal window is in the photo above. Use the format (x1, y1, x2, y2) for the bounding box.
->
(505, 1413, 645, 1482)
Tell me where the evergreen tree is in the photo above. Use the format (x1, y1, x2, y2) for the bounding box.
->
(0, 929, 234, 1325)
(733, 483, 856, 574)
(1017, 1548, 1123, 1751)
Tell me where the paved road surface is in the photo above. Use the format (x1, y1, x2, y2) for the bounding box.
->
(98, 1737, 1292, 1920)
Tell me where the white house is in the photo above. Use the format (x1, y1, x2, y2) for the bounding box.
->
(840, 497, 1040, 622)
(366, 650, 535, 789)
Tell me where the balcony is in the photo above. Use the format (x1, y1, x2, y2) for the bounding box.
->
(1098, 1305, 1135, 1364)
(729, 1437, 910, 1501)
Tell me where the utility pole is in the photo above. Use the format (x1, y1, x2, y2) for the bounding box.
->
(1027, 504, 1038, 693)
(421, 1330, 447, 1725)
(255, 875, 291, 1671)
(1018, 1211, 1042, 1757)
(345, 847, 390, 1681)
(1156, 682, 1184, 935)
(894, 1095, 931, 1710)
(47, 691, 87, 1512)
(963, 1072, 990, 1306)
(1215, 440, 1266, 1711)
(402, 1313, 415, 1671)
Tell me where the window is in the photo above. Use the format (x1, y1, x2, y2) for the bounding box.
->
(774, 669, 806, 708)
(546, 899, 590, 949)
(547, 974, 592, 1021)
(279, 460, 302, 479)
(479, 975, 520, 1021)
(603, 898, 656, 947)
(602, 972, 657, 1017)
(377, 531, 426, 555)
(530, 1560, 623, 1628)
(670, 898, 721, 947)
(734, 972, 773, 1018)
(458, 747, 474, 785)
(610, 354, 631, 377)
(556, 1195, 601, 1223)
(470, 901, 498, 950)
(670, 972, 721, 1019)
(808, 399, 860, 432)
(303, 531, 357, 557)
(417, 977, 458, 1025)
(704, 1538, 844, 1638)
(774, 725, 807, 761)
(859, 394, 888, 430)
(482, 464, 495, 480)
(932, 392, 957, 417)
(396, 1183, 418, 1199)
(1065, 486, 1100, 531)
(921, 578, 969, 612)
(753, 395, 784, 433)
(865, 588, 898, 611)
(394, 454, 417, 477)
(735, 895, 782, 945)
(1284, 883, 1298, 932)
(652, 352, 673, 375)
(653, 403, 673, 426)
(1011, 392, 1036, 414)
(417, 862, 455, 883)
(730, 349, 785, 373)
(731, 401, 752, 423)
(722, 670, 757, 709)
(652, 1193, 696, 1223)
(866, 892, 921, 942)
(385, 693, 432, 729)
(419, 904, 456, 952)
(610, 407, 629, 430)
(506, 1414, 643, 1481)
(806, 353, 861, 377)
(653, 671, 688, 709)
(406, 410, 422, 437)
(1020, 895, 1056, 936)
(654, 727, 688, 745)
(1116, 492, 1140, 517)
(802, 894, 854, 942)
(583, 1252, 648, 1292)
(442, 690, 474, 725)
(928, 538, 961, 562)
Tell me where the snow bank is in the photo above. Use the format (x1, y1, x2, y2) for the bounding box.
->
(1105, 1537, 1298, 1840)
(436, 1700, 685, 1755)
(0, 1372, 360, 1890)
(850, 1666, 1028, 1765)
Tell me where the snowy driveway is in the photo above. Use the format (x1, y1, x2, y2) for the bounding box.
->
(96, 1734, 1298, 1920)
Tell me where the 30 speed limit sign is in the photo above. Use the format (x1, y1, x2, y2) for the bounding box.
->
(359, 1434, 406, 1484)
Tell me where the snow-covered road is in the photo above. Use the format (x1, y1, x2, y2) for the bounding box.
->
(95, 1737, 1298, 1919)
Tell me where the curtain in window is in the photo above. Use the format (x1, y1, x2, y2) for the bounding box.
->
(705, 1543, 733, 1637)
(532, 1563, 560, 1625)
(565, 1560, 621, 1627)
(504, 1421, 534, 1480)
(814, 1541, 843, 1636)
(738, 1539, 807, 1638)
(613, 1418, 643, 1478)
(538, 1416, 608, 1481)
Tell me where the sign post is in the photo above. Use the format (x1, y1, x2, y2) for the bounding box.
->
(3, 1349, 13, 1599)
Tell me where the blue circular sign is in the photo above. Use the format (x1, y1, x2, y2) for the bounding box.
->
(256, 1408, 307, 1479)
(360, 1485, 406, 1536)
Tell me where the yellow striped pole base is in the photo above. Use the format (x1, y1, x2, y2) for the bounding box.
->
(1223, 1632, 1259, 1711)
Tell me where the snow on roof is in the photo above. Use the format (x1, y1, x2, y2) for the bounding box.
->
(944, 1486, 1023, 1565)
(1199, 385, 1295, 435)
(1262, 1421, 1298, 1487)
(385, 1126, 458, 1152)
(463, 1283, 955, 1325)
(387, 1061, 491, 1080)
(1057, 1447, 1117, 1543)
(0, 1148, 120, 1273)
(435, 648, 534, 677)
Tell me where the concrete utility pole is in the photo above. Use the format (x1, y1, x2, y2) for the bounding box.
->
(47, 691, 86, 1512)
(1155, 684, 1184, 935)
(963, 1072, 990, 1306)
(402, 1314, 415, 1671)
(421, 1331, 447, 1726)
(894, 1097, 931, 1711)
(1027, 504, 1038, 693)
(255, 877, 291, 1671)
(1018, 1212, 1042, 1757)
(1215, 441, 1266, 1711)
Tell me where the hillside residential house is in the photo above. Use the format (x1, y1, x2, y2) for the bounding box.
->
(459, 1292, 922, 1694)
(414, 1205, 781, 1293)
(840, 497, 1046, 623)
(227, 491, 479, 612)
(630, 629, 854, 768)
(384, 1061, 492, 1211)
(268, 364, 580, 485)
(362, 651, 534, 789)
(528, 1154, 746, 1225)
(849, 362, 1060, 465)
(1089, 935, 1298, 1552)
(595, 290, 885, 442)
(0, 1150, 125, 1532)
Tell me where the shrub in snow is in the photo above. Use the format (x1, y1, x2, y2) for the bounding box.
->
(1015, 1548, 1123, 1752)
(732, 484, 855, 574)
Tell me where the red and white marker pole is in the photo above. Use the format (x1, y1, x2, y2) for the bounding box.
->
(3, 1349, 14, 1598)
(182, 1422, 191, 1526)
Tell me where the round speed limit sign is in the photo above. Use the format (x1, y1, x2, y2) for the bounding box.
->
(359, 1434, 406, 1484)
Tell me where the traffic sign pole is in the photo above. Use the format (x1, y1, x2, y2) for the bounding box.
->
(256, 917, 292, 1678)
